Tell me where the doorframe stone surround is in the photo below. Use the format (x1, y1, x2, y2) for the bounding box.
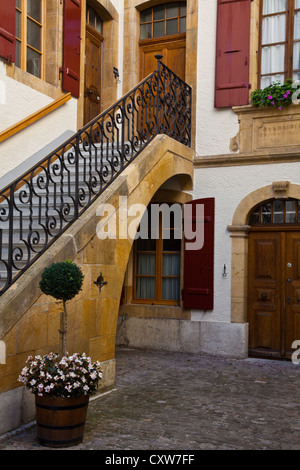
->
(227, 182, 300, 327)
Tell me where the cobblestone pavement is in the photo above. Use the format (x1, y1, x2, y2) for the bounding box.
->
(1, 347, 300, 451)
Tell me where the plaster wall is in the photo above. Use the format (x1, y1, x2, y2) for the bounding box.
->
(0, 62, 54, 131)
(196, 0, 239, 156)
(0, 62, 78, 179)
(192, 161, 300, 322)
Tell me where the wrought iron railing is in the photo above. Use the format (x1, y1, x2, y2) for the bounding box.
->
(0, 56, 192, 295)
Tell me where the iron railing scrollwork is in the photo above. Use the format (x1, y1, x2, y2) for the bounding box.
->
(0, 56, 192, 295)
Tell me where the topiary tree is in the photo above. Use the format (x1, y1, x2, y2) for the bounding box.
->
(39, 260, 84, 357)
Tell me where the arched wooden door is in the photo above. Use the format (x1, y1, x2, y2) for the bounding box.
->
(84, 5, 103, 125)
(139, 2, 186, 80)
(248, 199, 300, 360)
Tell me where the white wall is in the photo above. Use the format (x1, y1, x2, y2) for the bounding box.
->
(0, 62, 53, 131)
(192, 161, 300, 322)
(109, 0, 124, 99)
(0, 62, 78, 179)
(196, 0, 239, 156)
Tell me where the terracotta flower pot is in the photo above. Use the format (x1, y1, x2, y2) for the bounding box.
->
(35, 395, 89, 448)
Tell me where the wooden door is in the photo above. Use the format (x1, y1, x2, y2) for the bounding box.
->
(248, 230, 300, 359)
(248, 232, 282, 358)
(139, 38, 185, 141)
(285, 232, 300, 358)
(140, 38, 186, 80)
(84, 27, 103, 124)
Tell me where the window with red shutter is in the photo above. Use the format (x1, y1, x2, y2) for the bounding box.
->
(61, 0, 81, 98)
(0, 0, 16, 63)
(214, 0, 251, 108)
(182, 198, 215, 310)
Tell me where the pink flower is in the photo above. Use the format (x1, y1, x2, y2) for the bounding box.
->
(268, 95, 273, 100)
(279, 107, 282, 110)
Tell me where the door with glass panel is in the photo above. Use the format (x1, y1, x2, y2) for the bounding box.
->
(259, 0, 300, 87)
(139, 2, 186, 80)
(248, 199, 300, 359)
(139, 3, 186, 141)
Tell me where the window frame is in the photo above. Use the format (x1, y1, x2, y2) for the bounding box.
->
(86, 4, 103, 36)
(139, 1, 186, 42)
(15, 0, 45, 79)
(132, 208, 182, 306)
(249, 198, 300, 226)
(258, 0, 300, 87)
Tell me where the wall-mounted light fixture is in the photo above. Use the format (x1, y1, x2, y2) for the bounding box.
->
(113, 67, 120, 84)
(94, 272, 107, 292)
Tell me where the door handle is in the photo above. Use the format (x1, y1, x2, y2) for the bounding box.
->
(261, 292, 267, 300)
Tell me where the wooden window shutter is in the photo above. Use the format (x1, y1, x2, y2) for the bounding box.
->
(0, 0, 16, 63)
(61, 0, 81, 98)
(215, 0, 251, 108)
(182, 198, 215, 310)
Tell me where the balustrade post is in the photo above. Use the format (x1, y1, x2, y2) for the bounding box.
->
(155, 54, 163, 136)
(75, 134, 79, 219)
(7, 184, 14, 286)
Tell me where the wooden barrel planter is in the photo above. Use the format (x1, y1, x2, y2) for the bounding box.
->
(35, 395, 90, 448)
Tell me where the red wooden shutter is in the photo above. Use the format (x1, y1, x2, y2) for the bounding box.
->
(215, 0, 251, 108)
(0, 0, 16, 63)
(61, 0, 81, 98)
(182, 198, 215, 310)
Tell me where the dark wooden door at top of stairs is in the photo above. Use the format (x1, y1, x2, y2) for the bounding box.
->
(248, 231, 300, 360)
(84, 27, 103, 125)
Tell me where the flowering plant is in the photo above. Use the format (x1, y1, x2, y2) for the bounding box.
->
(251, 79, 300, 110)
(18, 352, 103, 398)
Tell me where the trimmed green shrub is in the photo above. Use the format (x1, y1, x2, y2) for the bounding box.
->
(39, 260, 84, 302)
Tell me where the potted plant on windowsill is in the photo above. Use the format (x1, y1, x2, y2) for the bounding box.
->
(251, 78, 300, 110)
(18, 260, 103, 448)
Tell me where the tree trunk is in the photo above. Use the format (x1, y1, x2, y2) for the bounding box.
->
(59, 301, 67, 357)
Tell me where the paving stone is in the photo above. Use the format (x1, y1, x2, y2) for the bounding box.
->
(0, 347, 300, 450)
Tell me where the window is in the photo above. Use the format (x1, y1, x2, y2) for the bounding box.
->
(15, 0, 43, 78)
(86, 4, 103, 35)
(250, 199, 300, 225)
(259, 0, 300, 87)
(133, 206, 181, 305)
(140, 2, 186, 40)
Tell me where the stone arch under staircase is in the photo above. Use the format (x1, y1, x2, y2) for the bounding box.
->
(0, 134, 193, 433)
